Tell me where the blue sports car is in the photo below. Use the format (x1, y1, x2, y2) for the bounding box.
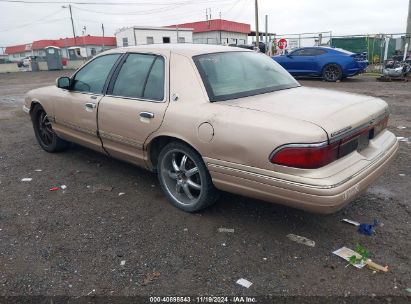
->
(272, 47, 368, 82)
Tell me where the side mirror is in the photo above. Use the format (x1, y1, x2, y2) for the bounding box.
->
(56, 76, 71, 89)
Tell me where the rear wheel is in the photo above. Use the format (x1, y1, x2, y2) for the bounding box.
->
(31, 104, 70, 152)
(157, 142, 219, 212)
(322, 64, 342, 82)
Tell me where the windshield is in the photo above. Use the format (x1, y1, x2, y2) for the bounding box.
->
(193, 51, 299, 102)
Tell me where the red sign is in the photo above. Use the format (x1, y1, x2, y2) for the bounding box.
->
(277, 38, 288, 50)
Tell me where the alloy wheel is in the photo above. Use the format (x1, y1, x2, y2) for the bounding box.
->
(38, 111, 54, 146)
(324, 65, 341, 82)
(160, 149, 202, 206)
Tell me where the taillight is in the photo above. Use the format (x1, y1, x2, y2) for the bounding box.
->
(270, 115, 389, 169)
(270, 143, 339, 169)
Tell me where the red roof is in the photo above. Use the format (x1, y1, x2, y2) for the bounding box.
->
(168, 19, 250, 34)
(5, 36, 116, 54)
(4, 44, 31, 55)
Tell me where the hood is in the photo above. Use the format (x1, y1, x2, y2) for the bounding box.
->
(222, 86, 388, 139)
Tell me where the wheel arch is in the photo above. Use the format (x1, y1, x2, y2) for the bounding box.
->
(29, 99, 42, 114)
(146, 135, 201, 171)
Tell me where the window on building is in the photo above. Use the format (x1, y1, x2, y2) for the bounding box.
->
(112, 54, 165, 101)
(72, 54, 121, 94)
(146, 37, 154, 44)
(177, 37, 185, 44)
(162, 37, 170, 43)
(122, 37, 129, 47)
(90, 48, 96, 56)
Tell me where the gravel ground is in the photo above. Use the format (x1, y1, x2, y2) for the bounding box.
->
(0, 71, 409, 301)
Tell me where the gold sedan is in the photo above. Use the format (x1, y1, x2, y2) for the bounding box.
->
(24, 44, 398, 213)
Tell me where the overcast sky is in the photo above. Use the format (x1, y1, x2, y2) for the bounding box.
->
(0, 0, 409, 48)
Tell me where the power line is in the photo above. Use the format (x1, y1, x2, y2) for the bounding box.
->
(0, 0, 231, 5)
(0, 8, 64, 32)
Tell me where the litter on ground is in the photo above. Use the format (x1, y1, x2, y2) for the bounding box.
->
(333, 247, 388, 272)
(120, 260, 126, 266)
(218, 228, 235, 233)
(61, 185, 67, 190)
(21, 178, 32, 182)
(49, 187, 59, 191)
(286, 234, 316, 247)
(118, 192, 125, 196)
(34, 169, 42, 172)
(341, 219, 360, 226)
(236, 278, 253, 288)
(341, 218, 377, 236)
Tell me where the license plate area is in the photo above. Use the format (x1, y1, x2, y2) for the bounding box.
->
(357, 131, 370, 151)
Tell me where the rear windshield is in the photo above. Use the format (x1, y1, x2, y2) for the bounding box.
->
(193, 51, 299, 102)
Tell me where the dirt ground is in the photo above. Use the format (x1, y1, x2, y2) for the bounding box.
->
(0, 71, 409, 301)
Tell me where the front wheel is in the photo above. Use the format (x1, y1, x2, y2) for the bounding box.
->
(31, 104, 70, 152)
(157, 142, 219, 212)
(322, 64, 342, 82)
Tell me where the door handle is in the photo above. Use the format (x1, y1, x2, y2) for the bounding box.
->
(85, 102, 96, 109)
(90, 95, 98, 100)
(140, 111, 154, 119)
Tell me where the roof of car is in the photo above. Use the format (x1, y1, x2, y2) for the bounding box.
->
(103, 43, 249, 57)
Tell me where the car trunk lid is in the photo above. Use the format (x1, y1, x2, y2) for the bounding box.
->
(222, 86, 388, 141)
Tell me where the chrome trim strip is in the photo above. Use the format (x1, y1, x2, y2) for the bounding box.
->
(104, 94, 165, 103)
(56, 119, 96, 136)
(22, 105, 30, 113)
(99, 130, 143, 149)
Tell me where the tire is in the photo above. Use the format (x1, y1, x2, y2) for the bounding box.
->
(157, 141, 220, 212)
(31, 104, 70, 152)
(322, 64, 342, 82)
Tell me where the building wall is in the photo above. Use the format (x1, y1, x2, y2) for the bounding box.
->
(192, 31, 248, 45)
(116, 28, 193, 47)
(8, 51, 32, 61)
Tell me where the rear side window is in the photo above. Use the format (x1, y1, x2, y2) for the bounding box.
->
(72, 54, 120, 94)
(291, 48, 327, 56)
(112, 53, 165, 101)
(194, 51, 298, 102)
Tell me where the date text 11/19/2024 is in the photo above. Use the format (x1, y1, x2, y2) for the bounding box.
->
(149, 296, 257, 303)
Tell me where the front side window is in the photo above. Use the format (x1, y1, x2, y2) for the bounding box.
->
(111, 53, 165, 101)
(194, 51, 299, 102)
(147, 37, 154, 44)
(72, 54, 120, 94)
(122, 37, 128, 47)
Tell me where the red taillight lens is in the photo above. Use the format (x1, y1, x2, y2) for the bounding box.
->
(270, 143, 339, 169)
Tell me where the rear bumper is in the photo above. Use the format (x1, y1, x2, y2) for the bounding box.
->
(206, 133, 398, 214)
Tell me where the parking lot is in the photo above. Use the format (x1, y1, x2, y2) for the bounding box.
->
(0, 71, 410, 299)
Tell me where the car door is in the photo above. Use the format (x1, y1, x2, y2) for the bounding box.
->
(53, 53, 122, 152)
(98, 52, 169, 167)
(287, 48, 318, 75)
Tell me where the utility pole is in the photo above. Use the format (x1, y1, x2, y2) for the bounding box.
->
(265, 14, 268, 53)
(219, 11, 222, 45)
(407, 0, 411, 51)
(255, 0, 259, 49)
(68, 4, 76, 43)
(101, 23, 105, 51)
